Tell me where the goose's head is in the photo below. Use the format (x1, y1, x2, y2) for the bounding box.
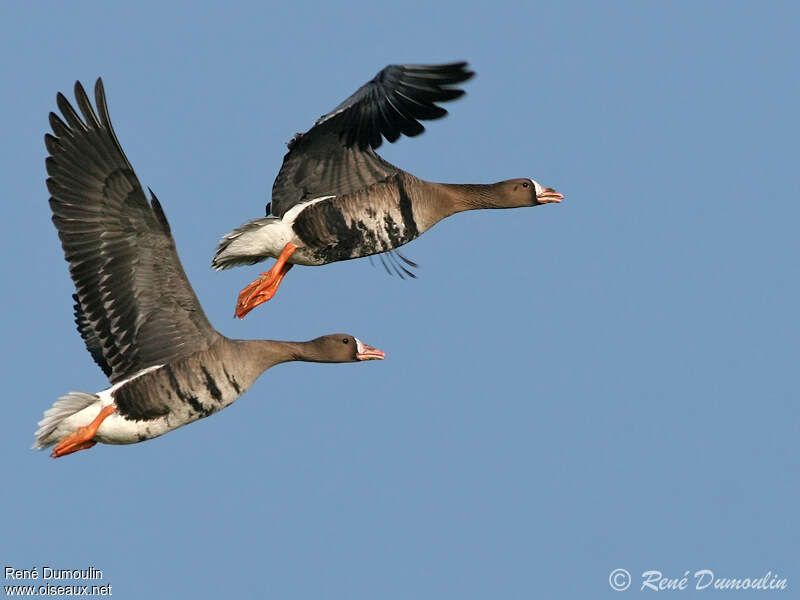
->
(309, 335, 386, 362)
(496, 178, 563, 206)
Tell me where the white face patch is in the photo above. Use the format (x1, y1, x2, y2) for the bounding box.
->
(355, 338, 365, 355)
(530, 179, 544, 196)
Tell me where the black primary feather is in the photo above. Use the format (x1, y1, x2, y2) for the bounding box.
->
(271, 62, 473, 219)
(72, 294, 112, 377)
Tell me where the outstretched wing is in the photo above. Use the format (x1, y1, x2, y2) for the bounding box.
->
(46, 79, 220, 385)
(271, 62, 474, 218)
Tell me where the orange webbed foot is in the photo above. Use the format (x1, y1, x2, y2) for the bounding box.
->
(234, 243, 296, 318)
(50, 404, 116, 459)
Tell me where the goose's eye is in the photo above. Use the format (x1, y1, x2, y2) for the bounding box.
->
(342, 338, 350, 344)
(522, 181, 529, 188)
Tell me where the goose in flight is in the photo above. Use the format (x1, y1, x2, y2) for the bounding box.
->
(36, 79, 384, 458)
(212, 62, 562, 318)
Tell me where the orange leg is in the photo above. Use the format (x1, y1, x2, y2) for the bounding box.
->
(51, 404, 116, 459)
(235, 242, 297, 318)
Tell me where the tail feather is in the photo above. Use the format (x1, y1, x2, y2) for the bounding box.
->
(212, 217, 277, 270)
(33, 392, 98, 449)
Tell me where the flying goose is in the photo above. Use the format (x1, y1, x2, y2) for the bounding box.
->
(212, 62, 563, 318)
(35, 79, 385, 458)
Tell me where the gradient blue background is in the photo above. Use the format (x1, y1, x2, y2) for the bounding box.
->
(2, 1, 797, 597)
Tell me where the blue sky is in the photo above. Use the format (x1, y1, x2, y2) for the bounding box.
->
(2, 1, 798, 598)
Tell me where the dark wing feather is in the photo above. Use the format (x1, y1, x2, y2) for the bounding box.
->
(47, 79, 219, 385)
(369, 250, 419, 280)
(270, 62, 474, 218)
(72, 294, 112, 377)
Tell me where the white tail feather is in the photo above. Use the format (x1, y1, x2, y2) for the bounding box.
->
(33, 392, 99, 449)
(212, 217, 282, 269)
(212, 196, 334, 270)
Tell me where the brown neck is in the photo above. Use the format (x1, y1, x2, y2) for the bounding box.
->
(221, 338, 338, 394)
(244, 339, 331, 369)
(430, 181, 525, 217)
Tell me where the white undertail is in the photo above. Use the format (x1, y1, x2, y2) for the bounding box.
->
(33, 392, 98, 449)
(212, 196, 334, 269)
(33, 364, 164, 449)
